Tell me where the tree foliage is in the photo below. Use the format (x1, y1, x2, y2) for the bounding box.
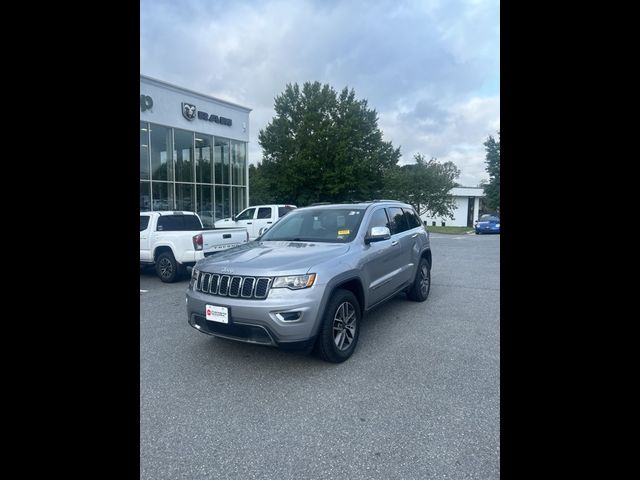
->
(384, 154, 461, 218)
(248, 163, 274, 205)
(256, 82, 401, 206)
(483, 132, 500, 212)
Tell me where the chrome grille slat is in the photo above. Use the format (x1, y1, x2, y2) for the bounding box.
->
(254, 278, 271, 299)
(209, 274, 219, 294)
(229, 276, 242, 297)
(219, 275, 230, 295)
(195, 272, 271, 300)
(202, 273, 211, 293)
(241, 277, 255, 297)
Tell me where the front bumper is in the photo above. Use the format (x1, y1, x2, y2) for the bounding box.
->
(186, 283, 326, 347)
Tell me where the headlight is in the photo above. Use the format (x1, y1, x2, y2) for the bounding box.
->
(272, 273, 316, 290)
(495, 223, 500, 227)
(189, 267, 199, 289)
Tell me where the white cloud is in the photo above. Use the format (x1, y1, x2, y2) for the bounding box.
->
(141, 0, 500, 186)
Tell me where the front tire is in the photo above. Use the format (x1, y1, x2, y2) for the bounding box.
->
(155, 251, 183, 283)
(407, 257, 431, 302)
(315, 289, 361, 363)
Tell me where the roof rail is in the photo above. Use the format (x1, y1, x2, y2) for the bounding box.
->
(371, 199, 402, 203)
(310, 202, 332, 206)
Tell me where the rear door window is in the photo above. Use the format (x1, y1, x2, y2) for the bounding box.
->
(278, 206, 295, 217)
(157, 215, 183, 231)
(386, 207, 409, 234)
(402, 208, 422, 229)
(257, 207, 272, 219)
(140, 215, 150, 232)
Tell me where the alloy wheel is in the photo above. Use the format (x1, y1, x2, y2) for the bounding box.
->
(332, 301, 357, 351)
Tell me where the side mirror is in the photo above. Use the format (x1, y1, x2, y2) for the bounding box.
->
(258, 226, 270, 236)
(365, 226, 391, 244)
(231, 215, 236, 221)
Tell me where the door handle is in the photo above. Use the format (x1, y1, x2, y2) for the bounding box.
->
(391, 240, 399, 246)
(267, 221, 272, 224)
(247, 222, 252, 224)
(411, 233, 418, 238)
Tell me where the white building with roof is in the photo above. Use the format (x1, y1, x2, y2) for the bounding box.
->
(420, 186, 485, 228)
(140, 74, 251, 227)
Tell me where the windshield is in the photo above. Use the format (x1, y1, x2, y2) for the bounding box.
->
(260, 208, 365, 243)
(479, 216, 499, 222)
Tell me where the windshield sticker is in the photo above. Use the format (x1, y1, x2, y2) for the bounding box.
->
(338, 229, 350, 235)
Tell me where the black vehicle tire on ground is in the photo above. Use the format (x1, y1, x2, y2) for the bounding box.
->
(407, 257, 431, 302)
(155, 251, 183, 283)
(315, 289, 361, 363)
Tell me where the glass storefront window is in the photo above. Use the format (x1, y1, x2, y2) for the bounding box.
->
(176, 183, 194, 212)
(215, 186, 230, 221)
(231, 140, 246, 186)
(140, 122, 150, 180)
(197, 185, 213, 227)
(143, 121, 247, 216)
(174, 129, 194, 183)
(232, 187, 246, 215)
(152, 182, 174, 211)
(195, 134, 213, 184)
(140, 181, 151, 211)
(150, 124, 172, 181)
(215, 137, 230, 185)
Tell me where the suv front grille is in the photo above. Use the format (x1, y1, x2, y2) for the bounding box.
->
(195, 272, 272, 300)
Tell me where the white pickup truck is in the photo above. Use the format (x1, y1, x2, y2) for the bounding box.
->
(213, 204, 296, 239)
(140, 211, 248, 282)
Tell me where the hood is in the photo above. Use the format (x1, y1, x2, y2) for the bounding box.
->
(197, 241, 351, 276)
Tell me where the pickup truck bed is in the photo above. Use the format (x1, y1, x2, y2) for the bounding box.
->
(140, 211, 248, 282)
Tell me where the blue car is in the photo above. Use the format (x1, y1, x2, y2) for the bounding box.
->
(475, 215, 500, 234)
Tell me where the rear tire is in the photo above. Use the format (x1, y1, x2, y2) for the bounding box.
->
(315, 289, 361, 363)
(155, 251, 183, 283)
(407, 257, 431, 302)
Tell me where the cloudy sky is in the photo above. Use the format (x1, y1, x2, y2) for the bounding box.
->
(140, 0, 499, 187)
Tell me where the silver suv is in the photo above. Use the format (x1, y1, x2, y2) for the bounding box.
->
(186, 201, 431, 362)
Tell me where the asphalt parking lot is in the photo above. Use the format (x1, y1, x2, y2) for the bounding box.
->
(140, 233, 500, 479)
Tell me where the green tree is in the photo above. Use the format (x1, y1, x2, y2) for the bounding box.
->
(384, 154, 460, 218)
(248, 163, 278, 205)
(257, 81, 401, 206)
(483, 132, 500, 213)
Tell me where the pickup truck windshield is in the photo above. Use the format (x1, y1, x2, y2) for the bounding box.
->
(260, 208, 365, 243)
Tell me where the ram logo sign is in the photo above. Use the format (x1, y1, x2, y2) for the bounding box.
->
(182, 102, 197, 121)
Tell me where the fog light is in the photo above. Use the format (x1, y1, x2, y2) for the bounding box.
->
(275, 311, 302, 322)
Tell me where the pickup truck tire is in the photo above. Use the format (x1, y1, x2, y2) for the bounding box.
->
(315, 289, 361, 363)
(407, 257, 431, 302)
(156, 251, 183, 283)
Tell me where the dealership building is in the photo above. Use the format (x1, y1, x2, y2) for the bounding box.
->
(140, 75, 251, 227)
